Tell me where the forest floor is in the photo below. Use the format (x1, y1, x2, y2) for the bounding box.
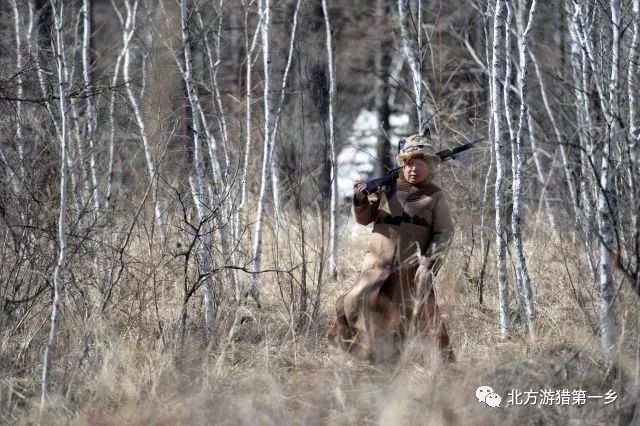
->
(2, 218, 640, 425)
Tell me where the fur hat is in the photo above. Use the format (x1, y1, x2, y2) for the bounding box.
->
(395, 129, 441, 167)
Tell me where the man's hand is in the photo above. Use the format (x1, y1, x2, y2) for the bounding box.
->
(353, 181, 368, 203)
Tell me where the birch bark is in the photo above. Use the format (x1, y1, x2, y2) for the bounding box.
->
(82, 0, 100, 214)
(628, 0, 640, 290)
(41, 0, 69, 408)
(491, 0, 511, 336)
(122, 0, 166, 241)
(179, 0, 216, 329)
(193, 1, 239, 302)
(105, 0, 130, 209)
(239, 1, 264, 215)
(250, 0, 274, 306)
(397, 0, 435, 130)
(598, 0, 621, 356)
(268, 0, 303, 226)
(512, 0, 538, 339)
(322, 0, 338, 279)
(630, 0, 640, 163)
(568, 9, 597, 275)
(10, 0, 25, 192)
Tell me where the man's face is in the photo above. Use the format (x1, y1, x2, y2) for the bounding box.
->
(403, 158, 432, 185)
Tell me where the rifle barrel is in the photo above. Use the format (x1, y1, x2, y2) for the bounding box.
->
(362, 138, 484, 194)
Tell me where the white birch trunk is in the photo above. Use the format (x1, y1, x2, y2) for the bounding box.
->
(194, 6, 226, 188)
(397, 0, 434, 130)
(239, 2, 264, 212)
(568, 10, 597, 276)
(503, 3, 527, 312)
(573, 3, 607, 109)
(82, 0, 100, 214)
(503, 3, 515, 147)
(66, 14, 91, 216)
(522, 92, 558, 236)
(529, 50, 579, 218)
(213, 0, 231, 172)
(105, 1, 129, 209)
(598, 0, 621, 356)
(237, 4, 264, 301)
(480, 0, 494, 256)
(180, 0, 216, 329)
(240, 5, 254, 216)
(630, 0, 640, 164)
(322, 0, 338, 278)
(41, 0, 69, 408)
(491, 0, 511, 336)
(30, 0, 62, 141)
(193, 1, 240, 302)
(250, 0, 274, 306)
(10, 0, 25, 191)
(268, 0, 302, 227)
(512, 0, 538, 339)
(628, 0, 640, 285)
(122, 0, 165, 241)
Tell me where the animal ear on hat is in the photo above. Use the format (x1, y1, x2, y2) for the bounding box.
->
(419, 123, 431, 141)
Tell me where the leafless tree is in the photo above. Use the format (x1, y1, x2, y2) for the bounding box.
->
(490, 0, 510, 336)
(41, 0, 70, 410)
(511, 0, 538, 339)
(322, 0, 338, 279)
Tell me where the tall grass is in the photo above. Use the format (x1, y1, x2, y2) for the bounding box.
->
(1, 207, 639, 425)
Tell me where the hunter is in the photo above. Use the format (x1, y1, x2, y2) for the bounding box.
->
(328, 131, 454, 362)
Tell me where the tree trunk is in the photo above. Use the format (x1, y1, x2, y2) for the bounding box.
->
(491, 0, 511, 337)
(568, 8, 597, 277)
(598, 0, 621, 359)
(374, 0, 393, 176)
(122, 0, 165, 241)
(512, 0, 538, 339)
(82, 0, 100, 214)
(10, 0, 25, 193)
(397, 0, 435, 131)
(322, 0, 338, 279)
(41, 0, 69, 409)
(179, 0, 216, 329)
(251, 0, 275, 307)
(105, 1, 129, 210)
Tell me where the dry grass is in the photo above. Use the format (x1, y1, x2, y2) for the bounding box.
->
(1, 210, 639, 426)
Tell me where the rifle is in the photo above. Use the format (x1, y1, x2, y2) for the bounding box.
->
(363, 138, 485, 194)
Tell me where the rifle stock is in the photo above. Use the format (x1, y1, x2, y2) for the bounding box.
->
(362, 138, 484, 194)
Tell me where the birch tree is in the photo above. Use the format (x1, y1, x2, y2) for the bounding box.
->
(239, 1, 263, 223)
(630, 0, 640, 165)
(250, 0, 274, 306)
(269, 0, 303, 226)
(105, 0, 131, 209)
(511, 0, 538, 339)
(82, 0, 100, 214)
(179, 0, 216, 329)
(490, 0, 510, 336)
(322, 0, 338, 279)
(41, 0, 69, 408)
(628, 0, 640, 297)
(193, 0, 241, 302)
(397, 0, 435, 131)
(597, 0, 621, 356)
(9, 0, 25, 192)
(568, 6, 598, 275)
(122, 0, 166, 241)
